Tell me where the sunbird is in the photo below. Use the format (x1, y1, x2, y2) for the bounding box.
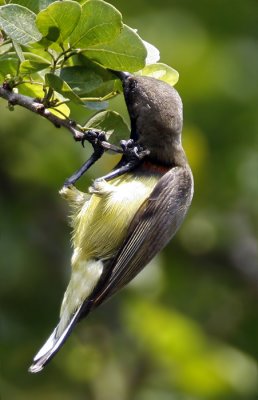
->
(29, 72, 194, 373)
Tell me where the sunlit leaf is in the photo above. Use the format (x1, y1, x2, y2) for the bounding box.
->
(83, 25, 147, 71)
(143, 40, 160, 65)
(49, 101, 70, 119)
(7, 1, 57, 15)
(22, 41, 53, 62)
(0, 5, 42, 45)
(18, 80, 45, 98)
(11, 0, 56, 13)
(19, 76, 71, 117)
(84, 110, 130, 144)
(0, 42, 12, 55)
(20, 53, 51, 74)
(36, 1, 81, 44)
(0, 55, 18, 79)
(39, 0, 56, 11)
(69, 0, 122, 48)
(138, 63, 179, 86)
(17, 70, 44, 97)
(12, 40, 24, 62)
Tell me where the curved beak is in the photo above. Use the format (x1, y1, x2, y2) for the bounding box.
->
(108, 70, 132, 82)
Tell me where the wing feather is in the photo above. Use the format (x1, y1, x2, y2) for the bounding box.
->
(91, 165, 193, 308)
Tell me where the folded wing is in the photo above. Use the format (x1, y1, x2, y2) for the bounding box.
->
(90, 165, 193, 308)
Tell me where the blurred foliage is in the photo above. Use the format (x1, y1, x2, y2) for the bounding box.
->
(0, 0, 258, 399)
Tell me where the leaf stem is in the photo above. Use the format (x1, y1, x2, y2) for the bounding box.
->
(13, 79, 44, 88)
(81, 91, 119, 102)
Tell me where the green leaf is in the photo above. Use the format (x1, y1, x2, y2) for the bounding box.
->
(72, 54, 115, 80)
(59, 66, 103, 96)
(83, 80, 120, 100)
(20, 53, 51, 74)
(83, 25, 147, 71)
(19, 76, 71, 118)
(0, 5, 42, 45)
(48, 95, 71, 118)
(18, 77, 45, 98)
(143, 40, 160, 64)
(60, 56, 120, 99)
(138, 63, 179, 86)
(21, 42, 53, 62)
(36, 1, 81, 44)
(59, 65, 119, 98)
(83, 100, 108, 111)
(9, 0, 39, 14)
(8, 1, 68, 13)
(0, 42, 13, 56)
(69, 0, 122, 48)
(45, 72, 84, 104)
(0, 55, 18, 80)
(85, 110, 130, 144)
(39, 1, 57, 11)
(12, 40, 25, 62)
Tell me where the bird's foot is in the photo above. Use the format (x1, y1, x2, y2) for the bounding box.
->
(120, 139, 150, 161)
(81, 130, 106, 150)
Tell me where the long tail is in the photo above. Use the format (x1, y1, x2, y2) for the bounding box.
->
(29, 304, 86, 373)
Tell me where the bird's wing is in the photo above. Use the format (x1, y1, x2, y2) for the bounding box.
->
(90, 165, 193, 309)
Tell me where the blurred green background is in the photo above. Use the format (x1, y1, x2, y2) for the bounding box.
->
(1, 0, 258, 399)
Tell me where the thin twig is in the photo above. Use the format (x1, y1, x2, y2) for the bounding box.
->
(0, 84, 123, 154)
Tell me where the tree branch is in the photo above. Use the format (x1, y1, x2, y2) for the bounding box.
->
(0, 84, 149, 185)
(0, 84, 123, 154)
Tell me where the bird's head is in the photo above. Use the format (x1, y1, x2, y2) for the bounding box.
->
(113, 71, 184, 166)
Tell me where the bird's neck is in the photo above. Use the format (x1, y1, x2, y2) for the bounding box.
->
(147, 142, 188, 168)
(171, 142, 188, 167)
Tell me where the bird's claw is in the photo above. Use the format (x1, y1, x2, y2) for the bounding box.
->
(81, 130, 106, 148)
(120, 139, 149, 161)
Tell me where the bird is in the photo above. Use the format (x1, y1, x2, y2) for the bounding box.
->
(29, 72, 194, 373)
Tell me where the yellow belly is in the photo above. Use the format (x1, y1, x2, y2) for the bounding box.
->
(71, 172, 160, 263)
(58, 171, 160, 330)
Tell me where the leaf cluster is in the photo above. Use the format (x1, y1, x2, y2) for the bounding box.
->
(0, 0, 179, 139)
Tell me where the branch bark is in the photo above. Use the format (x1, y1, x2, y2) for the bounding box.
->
(0, 84, 123, 154)
(0, 84, 150, 185)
